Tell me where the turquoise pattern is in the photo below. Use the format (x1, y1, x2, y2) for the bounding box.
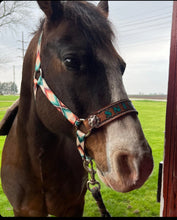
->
(37, 75, 43, 86)
(122, 102, 127, 109)
(105, 110, 112, 118)
(113, 106, 121, 113)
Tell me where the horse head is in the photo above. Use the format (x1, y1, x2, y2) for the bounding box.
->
(36, 0, 153, 193)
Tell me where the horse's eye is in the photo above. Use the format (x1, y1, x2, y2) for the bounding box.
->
(64, 57, 81, 71)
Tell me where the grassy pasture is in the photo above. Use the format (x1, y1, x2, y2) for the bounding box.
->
(0, 95, 166, 217)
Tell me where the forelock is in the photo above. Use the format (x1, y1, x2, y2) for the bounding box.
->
(63, 1, 114, 47)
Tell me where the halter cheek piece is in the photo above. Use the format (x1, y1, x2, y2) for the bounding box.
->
(33, 31, 138, 161)
(33, 31, 138, 217)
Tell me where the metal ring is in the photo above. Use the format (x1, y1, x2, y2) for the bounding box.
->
(33, 68, 42, 80)
(39, 68, 42, 77)
(85, 130, 91, 138)
(87, 180, 101, 192)
(77, 118, 92, 138)
(79, 118, 85, 122)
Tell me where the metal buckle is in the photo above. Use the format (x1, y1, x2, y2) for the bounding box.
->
(78, 119, 92, 137)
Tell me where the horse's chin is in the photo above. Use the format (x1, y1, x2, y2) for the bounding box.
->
(97, 169, 147, 193)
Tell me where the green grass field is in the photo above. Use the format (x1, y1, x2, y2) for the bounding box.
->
(0, 95, 166, 217)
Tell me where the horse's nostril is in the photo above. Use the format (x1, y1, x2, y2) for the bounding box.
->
(117, 154, 131, 176)
(116, 152, 139, 184)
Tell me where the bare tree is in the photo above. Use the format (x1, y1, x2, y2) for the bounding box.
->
(0, 1, 33, 30)
(0, 1, 34, 66)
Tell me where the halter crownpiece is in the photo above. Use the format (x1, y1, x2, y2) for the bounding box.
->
(33, 31, 138, 161)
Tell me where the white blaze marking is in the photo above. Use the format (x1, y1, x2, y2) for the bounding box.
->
(105, 67, 128, 171)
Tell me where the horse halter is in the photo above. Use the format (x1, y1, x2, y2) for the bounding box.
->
(33, 31, 138, 217)
(33, 31, 138, 161)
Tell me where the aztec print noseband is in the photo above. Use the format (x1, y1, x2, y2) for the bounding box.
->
(33, 32, 138, 161)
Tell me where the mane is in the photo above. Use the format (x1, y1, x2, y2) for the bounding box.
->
(36, 1, 114, 47)
(33, 17, 45, 35)
(63, 1, 114, 47)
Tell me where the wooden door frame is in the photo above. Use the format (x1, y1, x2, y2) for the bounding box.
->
(161, 1, 177, 216)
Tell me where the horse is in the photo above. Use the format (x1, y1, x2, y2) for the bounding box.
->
(0, 0, 153, 217)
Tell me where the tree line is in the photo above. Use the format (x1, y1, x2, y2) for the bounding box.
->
(0, 82, 18, 95)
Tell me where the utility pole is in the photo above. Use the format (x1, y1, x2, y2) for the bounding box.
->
(18, 31, 27, 61)
(13, 65, 15, 94)
(21, 32, 25, 59)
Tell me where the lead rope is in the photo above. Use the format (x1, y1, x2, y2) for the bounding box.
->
(76, 123, 111, 217)
(83, 160, 111, 217)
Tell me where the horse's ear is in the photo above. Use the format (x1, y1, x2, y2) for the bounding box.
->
(97, 0, 109, 18)
(37, 1, 63, 21)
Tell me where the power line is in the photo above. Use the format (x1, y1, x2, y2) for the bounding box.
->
(117, 13, 172, 32)
(119, 37, 170, 49)
(117, 4, 172, 25)
(118, 11, 172, 25)
(118, 14, 172, 29)
(119, 33, 171, 44)
(119, 22, 171, 35)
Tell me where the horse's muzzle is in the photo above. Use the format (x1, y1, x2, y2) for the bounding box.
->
(97, 146, 154, 193)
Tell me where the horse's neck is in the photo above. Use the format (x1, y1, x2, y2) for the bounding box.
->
(18, 35, 38, 119)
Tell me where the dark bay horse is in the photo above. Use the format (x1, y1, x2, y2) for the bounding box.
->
(0, 1, 153, 217)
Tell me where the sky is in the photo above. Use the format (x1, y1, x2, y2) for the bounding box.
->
(0, 1, 173, 95)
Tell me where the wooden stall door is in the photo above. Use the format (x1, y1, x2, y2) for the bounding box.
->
(162, 1, 177, 217)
